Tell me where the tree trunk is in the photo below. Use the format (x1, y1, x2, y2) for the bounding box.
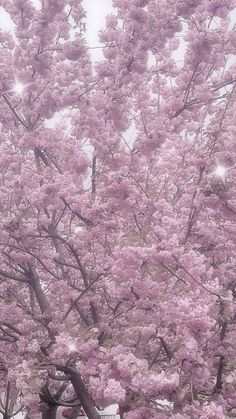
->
(71, 373, 100, 419)
(41, 405, 58, 419)
(69, 406, 81, 418)
(119, 406, 127, 419)
(57, 365, 100, 419)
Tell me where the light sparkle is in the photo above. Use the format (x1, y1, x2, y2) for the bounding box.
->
(68, 342, 77, 352)
(214, 165, 227, 178)
(13, 81, 25, 95)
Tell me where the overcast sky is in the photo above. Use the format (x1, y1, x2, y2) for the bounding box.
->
(84, 0, 114, 60)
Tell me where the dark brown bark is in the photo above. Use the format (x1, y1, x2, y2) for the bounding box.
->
(119, 406, 128, 419)
(57, 365, 100, 419)
(71, 373, 100, 419)
(41, 405, 58, 419)
(28, 265, 52, 325)
(214, 308, 227, 393)
(68, 406, 82, 418)
(214, 355, 225, 392)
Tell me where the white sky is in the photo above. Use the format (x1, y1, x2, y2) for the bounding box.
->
(83, 0, 114, 61)
(0, 7, 14, 31)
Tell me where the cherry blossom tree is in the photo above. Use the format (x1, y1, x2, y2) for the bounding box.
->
(0, 0, 236, 418)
